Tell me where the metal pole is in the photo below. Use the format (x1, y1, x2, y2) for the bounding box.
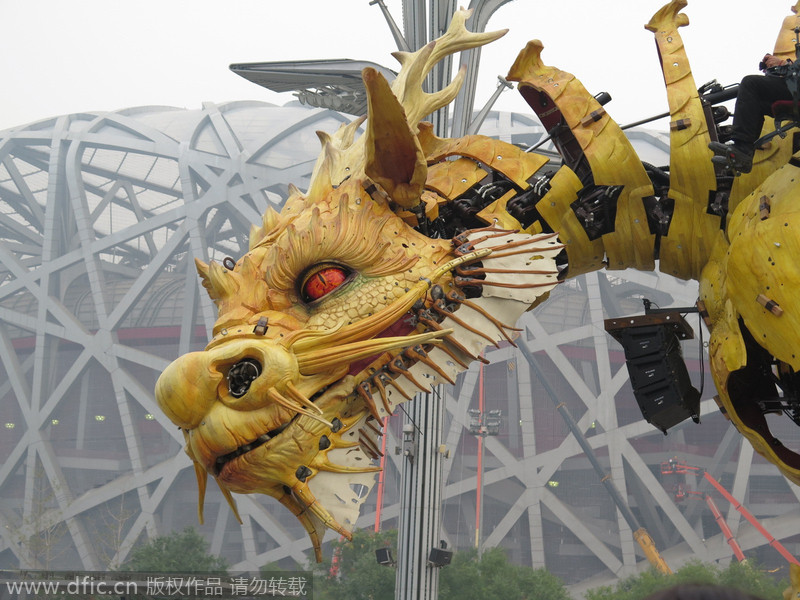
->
(395, 388, 446, 600)
(450, 0, 514, 138)
(370, 0, 411, 52)
(475, 361, 485, 558)
(466, 76, 513, 136)
(517, 336, 672, 574)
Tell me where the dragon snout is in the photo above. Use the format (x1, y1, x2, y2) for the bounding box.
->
(227, 358, 262, 397)
(155, 350, 223, 429)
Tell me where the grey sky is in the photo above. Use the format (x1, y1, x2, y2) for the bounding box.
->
(0, 0, 793, 132)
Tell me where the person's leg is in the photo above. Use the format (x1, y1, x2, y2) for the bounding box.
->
(709, 74, 791, 172)
(730, 74, 792, 145)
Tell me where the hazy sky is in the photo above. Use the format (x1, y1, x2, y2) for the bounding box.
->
(0, 0, 794, 132)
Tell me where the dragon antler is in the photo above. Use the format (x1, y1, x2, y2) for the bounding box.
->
(306, 7, 507, 195)
(390, 8, 507, 126)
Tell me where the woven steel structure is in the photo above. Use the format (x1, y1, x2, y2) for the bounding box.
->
(0, 104, 798, 590)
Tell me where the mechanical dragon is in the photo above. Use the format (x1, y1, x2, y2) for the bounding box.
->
(155, 1, 800, 560)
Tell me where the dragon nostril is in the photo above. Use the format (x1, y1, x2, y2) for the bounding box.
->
(227, 358, 262, 398)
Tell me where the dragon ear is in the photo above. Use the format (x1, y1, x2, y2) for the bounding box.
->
(362, 67, 427, 210)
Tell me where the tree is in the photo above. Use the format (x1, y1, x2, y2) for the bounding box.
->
(313, 529, 570, 600)
(585, 560, 788, 600)
(8, 462, 69, 569)
(122, 526, 228, 574)
(313, 529, 397, 600)
(439, 547, 571, 600)
(85, 494, 138, 569)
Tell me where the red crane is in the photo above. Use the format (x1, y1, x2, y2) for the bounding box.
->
(661, 458, 799, 566)
(673, 481, 746, 562)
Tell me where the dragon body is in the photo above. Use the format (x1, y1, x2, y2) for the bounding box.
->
(155, 1, 800, 560)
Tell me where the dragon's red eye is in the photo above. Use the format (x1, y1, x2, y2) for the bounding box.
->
(302, 265, 349, 302)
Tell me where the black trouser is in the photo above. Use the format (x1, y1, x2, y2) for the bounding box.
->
(732, 74, 793, 145)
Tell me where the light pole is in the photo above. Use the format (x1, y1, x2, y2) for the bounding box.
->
(468, 356, 503, 560)
(468, 406, 503, 559)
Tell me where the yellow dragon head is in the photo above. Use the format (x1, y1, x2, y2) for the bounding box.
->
(154, 9, 561, 561)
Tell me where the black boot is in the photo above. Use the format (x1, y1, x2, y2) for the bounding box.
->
(708, 141, 753, 174)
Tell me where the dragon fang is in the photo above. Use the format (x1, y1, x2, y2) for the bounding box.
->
(156, 2, 800, 560)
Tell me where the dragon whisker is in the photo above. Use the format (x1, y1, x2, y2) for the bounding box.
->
(358, 431, 383, 460)
(295, 329, 451, 373)
(290, 481, 352, 539)
(417, 315, 490, 364)
(356, 382, 385, 420)
(392, 351, 432, 391)
(399, 372, 429, 392)
(455, 276, 559, 289)
(267, 388, 334, 428)
(285, 381, 324, 415)
(370, 375, 392, 414)
(431, 302, 500, 348)
(455, 266, 560, 276)
(404, 344, 456, 384)
(364, 418, 383, 435)
(447, 291, 522, 346)
(277, 494, 325, 563)
(386, 373, 414, 400)
(432, 340, 471, 368)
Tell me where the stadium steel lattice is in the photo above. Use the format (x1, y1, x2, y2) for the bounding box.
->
(0, 101, 798, 591)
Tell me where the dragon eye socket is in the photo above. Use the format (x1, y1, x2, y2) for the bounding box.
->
(301, 264, 350, 302)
